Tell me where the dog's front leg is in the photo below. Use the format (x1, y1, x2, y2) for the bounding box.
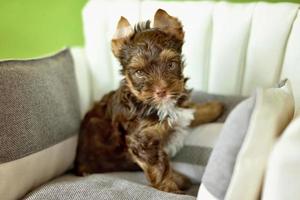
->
(182, 101, 224, 127)
(126, 125, 190, 193)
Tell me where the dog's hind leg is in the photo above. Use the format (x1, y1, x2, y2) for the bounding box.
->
(75, 116, 139, 175)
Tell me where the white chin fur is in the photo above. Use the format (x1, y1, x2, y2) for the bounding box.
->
(156, 100, 195, 157)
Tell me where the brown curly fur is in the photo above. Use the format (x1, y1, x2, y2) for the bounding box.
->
(74, 9, 223, 193)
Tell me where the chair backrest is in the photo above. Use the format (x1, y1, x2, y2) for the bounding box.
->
(82, 0, 300, 110)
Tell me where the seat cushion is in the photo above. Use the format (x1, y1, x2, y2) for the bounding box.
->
(24, 122, 224, 199)
(23, 173, 197, 200)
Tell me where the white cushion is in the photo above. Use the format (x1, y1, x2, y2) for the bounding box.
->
(197, 185, 218, 200)
(71, 48, 93, 117)
(262, 115, 300, 200)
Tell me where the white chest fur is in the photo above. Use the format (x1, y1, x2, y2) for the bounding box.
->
(156, 102, 195, 157)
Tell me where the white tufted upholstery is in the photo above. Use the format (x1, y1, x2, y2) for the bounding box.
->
(82, 0, 300, 110)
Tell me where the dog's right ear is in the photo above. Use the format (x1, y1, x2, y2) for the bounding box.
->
(153, 9, 184, 41)
(111, 16, 133, 57)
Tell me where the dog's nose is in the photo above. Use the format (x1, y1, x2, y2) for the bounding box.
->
(155, 88, 167, 98)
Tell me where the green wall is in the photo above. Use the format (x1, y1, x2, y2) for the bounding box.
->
(0, 0, 87, 59)
(163, 0, 300, 2)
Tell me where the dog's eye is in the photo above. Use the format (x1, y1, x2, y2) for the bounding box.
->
(167, 62, 177, 71)
(134, 70, 145, 78)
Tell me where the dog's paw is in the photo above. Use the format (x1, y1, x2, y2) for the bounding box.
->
(154, 171, 191, 194)
(172, 170, 192, 191)
(155, 181, 183, 194)
(205, 101, 224, 120)
(191, 101, 224, 126)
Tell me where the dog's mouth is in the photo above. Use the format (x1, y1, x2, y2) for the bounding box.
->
(143, 95, 178, 121)
(155, 97, 177, 110)
(153, 93, 176, 102)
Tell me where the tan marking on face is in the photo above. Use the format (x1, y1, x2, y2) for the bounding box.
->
(128, 55, 147, 69)
(154, 79, 167, 89)
(159, 49, 178, 61)
(168, 79, 185, 92)
(125, 74, 150, 102)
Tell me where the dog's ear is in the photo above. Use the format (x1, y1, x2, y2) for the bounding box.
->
(111, 16, 133, 57)
(153, 9, 184, 41)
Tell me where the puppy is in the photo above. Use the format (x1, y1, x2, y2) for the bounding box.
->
(75, 9, 223, 194)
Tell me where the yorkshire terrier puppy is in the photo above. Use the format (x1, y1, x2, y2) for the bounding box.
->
(75, 9, 223, 194)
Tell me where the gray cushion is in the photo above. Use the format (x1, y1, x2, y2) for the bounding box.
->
(172, 146, 211, 166)
(201, 95, 256, 199)
(0, 49, 80, 163)
(24, 174, 197, 200)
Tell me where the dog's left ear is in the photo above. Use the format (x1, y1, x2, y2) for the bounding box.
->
(153, 9, 184, 41)
(111, 16, 134, 57)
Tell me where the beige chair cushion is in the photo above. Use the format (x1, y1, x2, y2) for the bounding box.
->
(225, 80, 294, 200)
(0, 49, 80, 200)
(197, 80, 294, 200)
(0, 136, 77, 200)
(262, 115, 300, 200)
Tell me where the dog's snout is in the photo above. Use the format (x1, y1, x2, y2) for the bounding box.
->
(155, 88, 167, 98)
